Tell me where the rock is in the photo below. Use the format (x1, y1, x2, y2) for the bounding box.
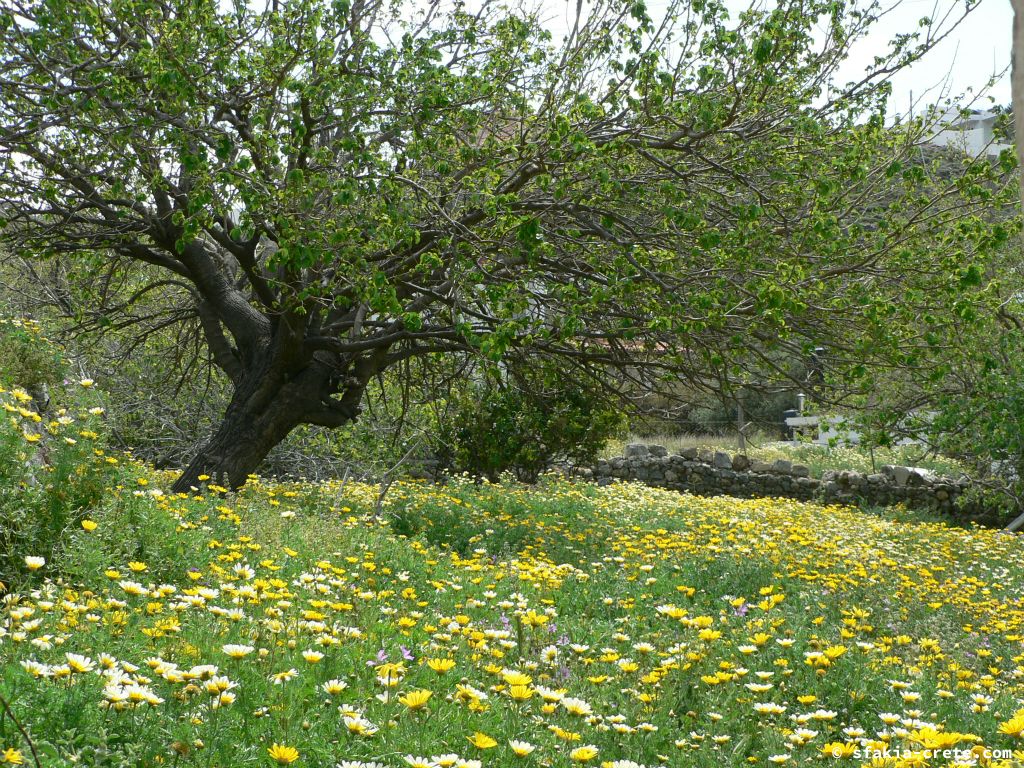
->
(732, 454, 751, 471)
(648, 444, 668, 458)
(751, 461, 773, 473)
(698, 448, 714, 464)
(790, 464, 810, 478)
(664, 470, 678, 483)
(866, 473, 885, 484)
(935, 489, 949, 501)
(678, 447, 698, 460)
(771, 459, 793, 474)
(713, 451, 733, 469)
(624, 443, 649, 459)
(891, 466, 912, 487)
(907, 467, 938, 486)
(597, 477, 613, 486)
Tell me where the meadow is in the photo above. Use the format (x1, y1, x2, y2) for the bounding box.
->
(1, 382, 1024, 768)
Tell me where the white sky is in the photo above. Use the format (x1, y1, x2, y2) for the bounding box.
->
(536, 0, 1011, 118)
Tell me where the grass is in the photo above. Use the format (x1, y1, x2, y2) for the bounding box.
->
(602, 432, 968, 479)
(0, 388, 1023, 768)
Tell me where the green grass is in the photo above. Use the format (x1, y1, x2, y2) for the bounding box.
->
(0, 375, 1021, 768)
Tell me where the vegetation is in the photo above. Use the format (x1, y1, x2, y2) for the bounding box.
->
(438, 359, 625, 483)
(2, 381, 1024, 767)
(0, 0, 1013, 490)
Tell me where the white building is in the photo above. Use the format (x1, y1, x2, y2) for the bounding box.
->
(926, 109, 1013, 159)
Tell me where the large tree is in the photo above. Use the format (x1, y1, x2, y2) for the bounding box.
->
(0, 0, 1003, 491)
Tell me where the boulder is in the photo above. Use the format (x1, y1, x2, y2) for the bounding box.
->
(732, 454, 751, 471)
(790, 464, 810, 478)
(648, 444, 668, 458)
(771, 459, 793, 474)
(890, 466, 912, 487)
(624, 443, 649, 459)
(751, 461, 773, 473)
(713, 451, 733, 469)
(678, 447, 698, 460)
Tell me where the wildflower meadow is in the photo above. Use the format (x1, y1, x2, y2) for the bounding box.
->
(1, 383, 1023, 768)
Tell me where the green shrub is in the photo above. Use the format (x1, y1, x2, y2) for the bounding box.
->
(437, 360, 626, 482)
(0, 357, 113, 588)
(0, 317, 64, 394)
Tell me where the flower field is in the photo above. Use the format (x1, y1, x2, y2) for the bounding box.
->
(2, 391, 1024, 767)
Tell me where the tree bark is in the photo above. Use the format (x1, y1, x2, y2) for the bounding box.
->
(169, 353, 358, 493)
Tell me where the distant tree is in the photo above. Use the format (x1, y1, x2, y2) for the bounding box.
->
(0, 0, 1008, 490)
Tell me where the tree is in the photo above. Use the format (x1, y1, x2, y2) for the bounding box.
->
(0, 0, 1002, 491)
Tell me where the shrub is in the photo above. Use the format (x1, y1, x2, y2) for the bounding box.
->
(437, 360, 626, 483)
(0, 351, 113, 588)
(0, 317, 64, 394)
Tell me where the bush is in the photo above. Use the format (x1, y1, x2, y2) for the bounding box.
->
(0, 384, 114, 588)
(437, 360, 626, 482)
(0, 317, 64, 394)
(0, 320, 114, 588)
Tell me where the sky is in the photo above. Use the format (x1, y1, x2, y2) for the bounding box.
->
(538, 0, 1011, 118)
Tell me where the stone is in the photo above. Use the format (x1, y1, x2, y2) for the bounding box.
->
(891, 466, 912, 487)
(664, 470, 678, 483)
(698, 448, 714, 464)
(648, 444, 668, 458)
(678, 447, 698, 460)
(624, 443, 649, 459)
(713, 451, 733, 469)
(907, 467, 938, 486)
(790, 464, 810, 478)
(866, 473, 885, 484)
(731, 454, 751, 471)
(771, 459, 793, 474)
(751, 461, 773, 473)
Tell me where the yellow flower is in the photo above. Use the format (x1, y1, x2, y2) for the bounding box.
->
(398, 689, 432, 711)
(502, 670, 532, 686)
(81, 519, 98, 531)
(508, 685, 534, 701)
(822, 742, 857, 758)
(128, 561, 148, 572)
(467, 732, 498, 749)
(569, 745, 599, 762)
(427, 658, 456, 674)
(24, 556, 44, 571)
(2, 747, 25, 765)
(999, 714, 1024, 738)
(79, 379, 94, 388)
(267, 743, 299, 764)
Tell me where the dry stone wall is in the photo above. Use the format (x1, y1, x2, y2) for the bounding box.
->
(588, 444, 991, 522)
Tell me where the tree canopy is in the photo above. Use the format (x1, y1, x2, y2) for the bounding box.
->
(0, 0, 1011, 490)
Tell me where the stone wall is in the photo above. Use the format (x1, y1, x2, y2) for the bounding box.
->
(588, 444, 993, 522)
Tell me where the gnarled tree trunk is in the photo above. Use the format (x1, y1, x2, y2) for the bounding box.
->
(170, 328, 380, 493)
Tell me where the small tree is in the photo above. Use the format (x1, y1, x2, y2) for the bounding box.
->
(0, 0, 1006, 490)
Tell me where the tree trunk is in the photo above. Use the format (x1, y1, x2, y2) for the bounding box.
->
(170, 357, 355, 493)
